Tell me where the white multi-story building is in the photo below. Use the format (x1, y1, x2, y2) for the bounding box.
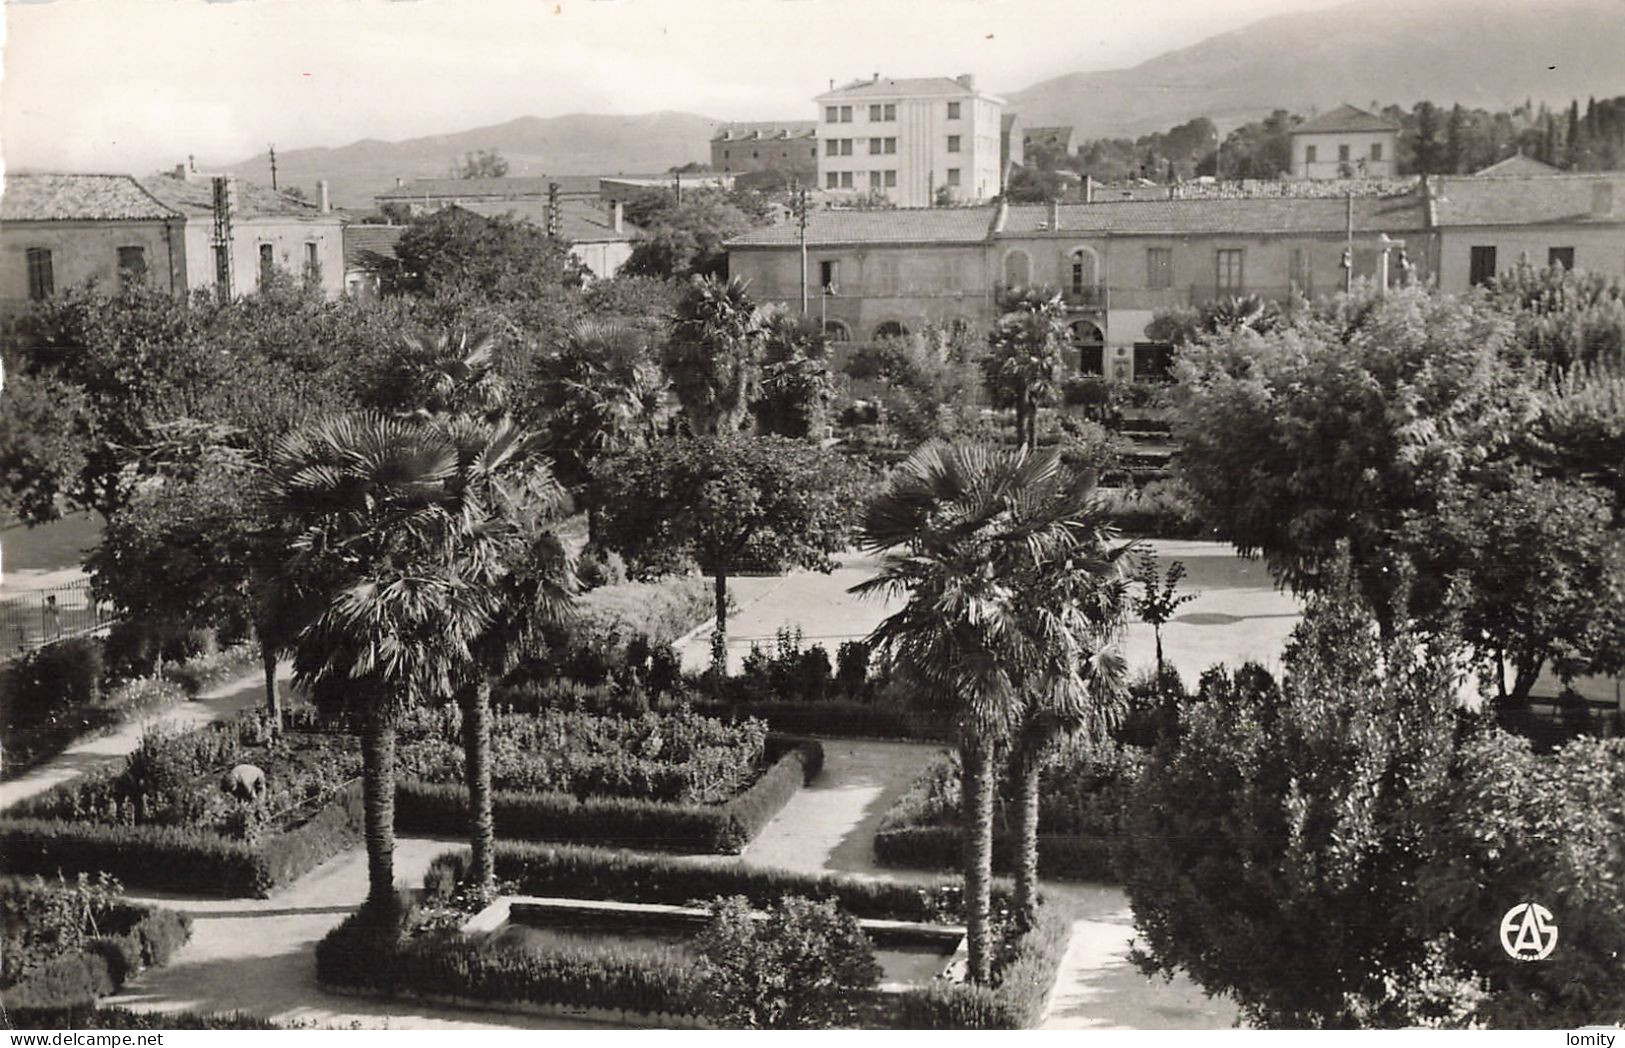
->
(814, 74, 1004, 207)
(1288, 104, 1400, 180)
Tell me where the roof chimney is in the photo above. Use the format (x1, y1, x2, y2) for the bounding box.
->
(395, 177, 404, 188)
(612, 199, 624, 234)
(829, 78, 835, 91)
(1048, 198, 1060, 229)
(174, 164, 188, 181)
(1083, 173, 1094, 204)
(993, 198, 1008, 233)
(956, 74, 976, 90)
(1592, 180, 1616, 219)
(317, 180, 330, 213)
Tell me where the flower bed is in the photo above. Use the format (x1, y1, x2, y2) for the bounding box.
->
(4, 1006, 283, 1030)
(0, 876, 192, 1009)
(318, 842, 1068, 1028)
(872, 740, 1144, 883)
(395, 737, 823, 853)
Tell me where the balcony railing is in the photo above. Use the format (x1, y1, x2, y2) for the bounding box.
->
(1060, 285, 1106, 309)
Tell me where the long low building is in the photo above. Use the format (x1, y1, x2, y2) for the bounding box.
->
(726, 173, 1625, 381)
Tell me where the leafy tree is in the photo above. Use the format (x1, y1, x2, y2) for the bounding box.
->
(1413, 101, 1442, 174)
(0, 366, 90, 525)
(753, 308, 835, 439)
(1130, 554, 1198, 679)
(1526, 365, 1625, 520)
(531, 318, 668, 489)
(459, 149, 510, 179)
(852, 442, 1100, 982)
(593, 434, 860, 675)
(695, 895, 882, 1028)
(842, 327, 984, 445)
(381, 208, 587, 303)
(980, 287, 1069, 448)
(1171, 285, 1530, 617)
(622, 192, 758, 280)
(661, 275, 765, 436)
(1487, 263, 1625, 372)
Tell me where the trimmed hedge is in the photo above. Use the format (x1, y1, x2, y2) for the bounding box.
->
(396, 738, 823, 854)
(317, 905, 704, 1021)
(0, 784, 365, 897)
(5, 1006, 282, 1029)
(894, 902, 1073, 1029)
(1, 899, 192, 1010)
(873, 825, 1119, 883)
(423, 840, 979, 924)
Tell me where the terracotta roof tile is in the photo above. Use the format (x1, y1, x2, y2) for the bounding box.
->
(1431, 174, 1625, 226)
(1000, 195, 1428, 237)
(1, 173, 180, 221)
(137, 173, 321, 218)
(342, 224, 406, 269)
(1292, 104, 1400, 135)
(452, 199, 644, 243)
(727, 206, 998, 247)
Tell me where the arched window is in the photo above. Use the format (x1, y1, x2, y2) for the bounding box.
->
(1069, 248, 1099, 294)
(1071, 320, 1105, 376)
(873, 321, 909, 340)
(1004, 250, 1031, 288)
(823, 319, 851, 341)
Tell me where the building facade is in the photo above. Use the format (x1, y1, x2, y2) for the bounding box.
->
(814, 75, 1004, 207)
(1, 171, 343, 316)
(451, 199, 643, 279)
(711, 122, 818, 182)
(1289, 104, 1400, 180)
(1429, 173, 1625, 293)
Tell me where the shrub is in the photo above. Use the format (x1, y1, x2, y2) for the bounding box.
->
(834, 640, 873, 699)
(1101, 478, 1206, 539)
(515, 574, 713, 687)
(696, 895, 882, 1028)
(396, 739, 821, 853)
(4, 1006, 282, 1030)
(162, 644, 257, 696)
(691, 698, 951, 742)
(575, 548, 629, 591)
(737, 628, 834, 702)
(10, 638, 103, 710)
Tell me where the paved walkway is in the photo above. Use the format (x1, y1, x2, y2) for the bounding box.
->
(0, 663, 285, 810)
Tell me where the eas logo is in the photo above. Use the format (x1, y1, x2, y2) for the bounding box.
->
(1500, 902, 1558, 961)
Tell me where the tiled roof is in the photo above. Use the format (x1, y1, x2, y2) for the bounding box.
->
(817, 76, 999, 102)
(1292, 104, 1400, 135)
(138, 173, 322, 218)
(1001, 195, 1428, 236)
(342, 224, 406, 270)
(713, 121, 817, 142)
(1430, 174, 1625, 226)
(1, 173, 181, 222)
(1025, 126, 1073, 142)
(1473, 154, 1562, 177)
(453, 200, 645, 243)
(377, 175, 613, 201)
(728, 206, 997, 248)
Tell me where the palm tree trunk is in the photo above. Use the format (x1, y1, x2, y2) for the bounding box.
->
(961, 738, 998, 984)
(1013, 750, 1043, 933)
(261, 640, 281, 731)
(460, 679, 495, 899)
(360, 714, 397, 913)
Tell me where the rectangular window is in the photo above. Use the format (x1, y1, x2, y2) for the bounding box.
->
(885, 170, 897, 188)
(825, 106, 839, 123)
(870, 137, 883, 155)
(1216, 248, 1244, 291)
(259, 243, 275, 285)
(840, 139, 853, 156)
(947, 135, 961, 153)
(1469, 245, 1497, 286)
(1306, 144, 1318, 163)
(869, 104, 883, 122)
(840, 106, 852, 123)
(839, 171, 853, 188)
(1371, 143, 1384, 161)
(947, 168, 961, 187)
(826, 172, 839, 189)
(820, 260, 839, 293)
(117, 245, 147, 287)
(1549, 246, 1575, 270)
(947, 102, 961, 119)
(304, 241, 320, 273)
(25, 247, 54, 301)
(1338, 144, 1350, 162)
(826, 139, 839, 157)
(884, 104, 896, 121)
(1146, 247, 1172, 289)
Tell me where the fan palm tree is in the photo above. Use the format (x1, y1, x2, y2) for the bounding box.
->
(266, 412, 480, 913)
(852, 440, 1104, 982)
(437, 413, 575, 897)
(662, 275, 764, 436)
(1005, 530, 1134, 930)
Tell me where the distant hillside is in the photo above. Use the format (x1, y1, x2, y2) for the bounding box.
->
(1009, 0, 1625, 139)
(219, 112, 719, 209)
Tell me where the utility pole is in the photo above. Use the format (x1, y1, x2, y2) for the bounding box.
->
(268, 144, 278, 190)
(792, 178, 809, 315)
(674, 170, 683, 205)
(1343, 191, 1355, 294)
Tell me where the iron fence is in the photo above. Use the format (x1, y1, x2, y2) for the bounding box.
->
(0, 581, 117, 662)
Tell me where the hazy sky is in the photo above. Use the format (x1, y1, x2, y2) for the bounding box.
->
(2, 0, 1358, 174)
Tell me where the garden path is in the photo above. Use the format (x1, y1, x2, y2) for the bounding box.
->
(736, 740, 1239, 1030)
(0, 663, 285, 811)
